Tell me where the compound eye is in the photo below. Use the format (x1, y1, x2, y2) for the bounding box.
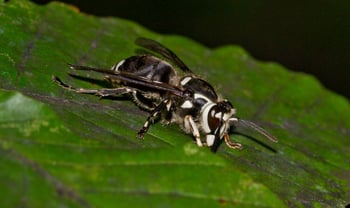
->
(207, 106, 222, 132)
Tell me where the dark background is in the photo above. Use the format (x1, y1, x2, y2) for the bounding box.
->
(31, 0, 350, 99)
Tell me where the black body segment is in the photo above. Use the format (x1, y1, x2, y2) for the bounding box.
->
(114, 55, 176, 84)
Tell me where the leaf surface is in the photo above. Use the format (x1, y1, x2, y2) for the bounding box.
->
(0, 1, 349, 207)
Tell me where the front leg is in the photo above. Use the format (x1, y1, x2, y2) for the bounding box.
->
(137, 99, 171, 139)
(184, 115, 203, 147)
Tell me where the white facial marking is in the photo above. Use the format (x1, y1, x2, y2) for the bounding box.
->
(206, 135, 215, 146)
(215, 112, 222, 119)
(111, 59, 125, 71)
(181, 100, 193, 109)
(201, 103, 216, 133)
(180, 76, 192, 86)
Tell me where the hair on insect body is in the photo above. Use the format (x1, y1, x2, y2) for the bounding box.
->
(52, 37, 278, 151)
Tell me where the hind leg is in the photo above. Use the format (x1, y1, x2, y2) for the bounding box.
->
(52, 76, 132, 98)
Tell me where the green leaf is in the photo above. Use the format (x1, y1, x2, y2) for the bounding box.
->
(0, 0, 349, 207)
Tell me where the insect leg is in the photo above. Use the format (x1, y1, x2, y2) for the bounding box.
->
(223, 133, 243, 149)
(184, 115, 203, 147)
(137, 99, 170, 139)
(52, 76, 132, 97)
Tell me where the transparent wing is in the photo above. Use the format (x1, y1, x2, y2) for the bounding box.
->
(135, 37, 193, 74)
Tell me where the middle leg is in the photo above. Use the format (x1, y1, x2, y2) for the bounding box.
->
(137, 99, 171, 139)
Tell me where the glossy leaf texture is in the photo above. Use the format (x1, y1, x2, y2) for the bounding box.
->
(0, 1, 349, 207)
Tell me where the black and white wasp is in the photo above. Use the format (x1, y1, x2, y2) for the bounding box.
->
(52, 38, 277, 151)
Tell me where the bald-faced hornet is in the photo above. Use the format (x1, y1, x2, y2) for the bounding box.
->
(52, 38, 277, 151)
